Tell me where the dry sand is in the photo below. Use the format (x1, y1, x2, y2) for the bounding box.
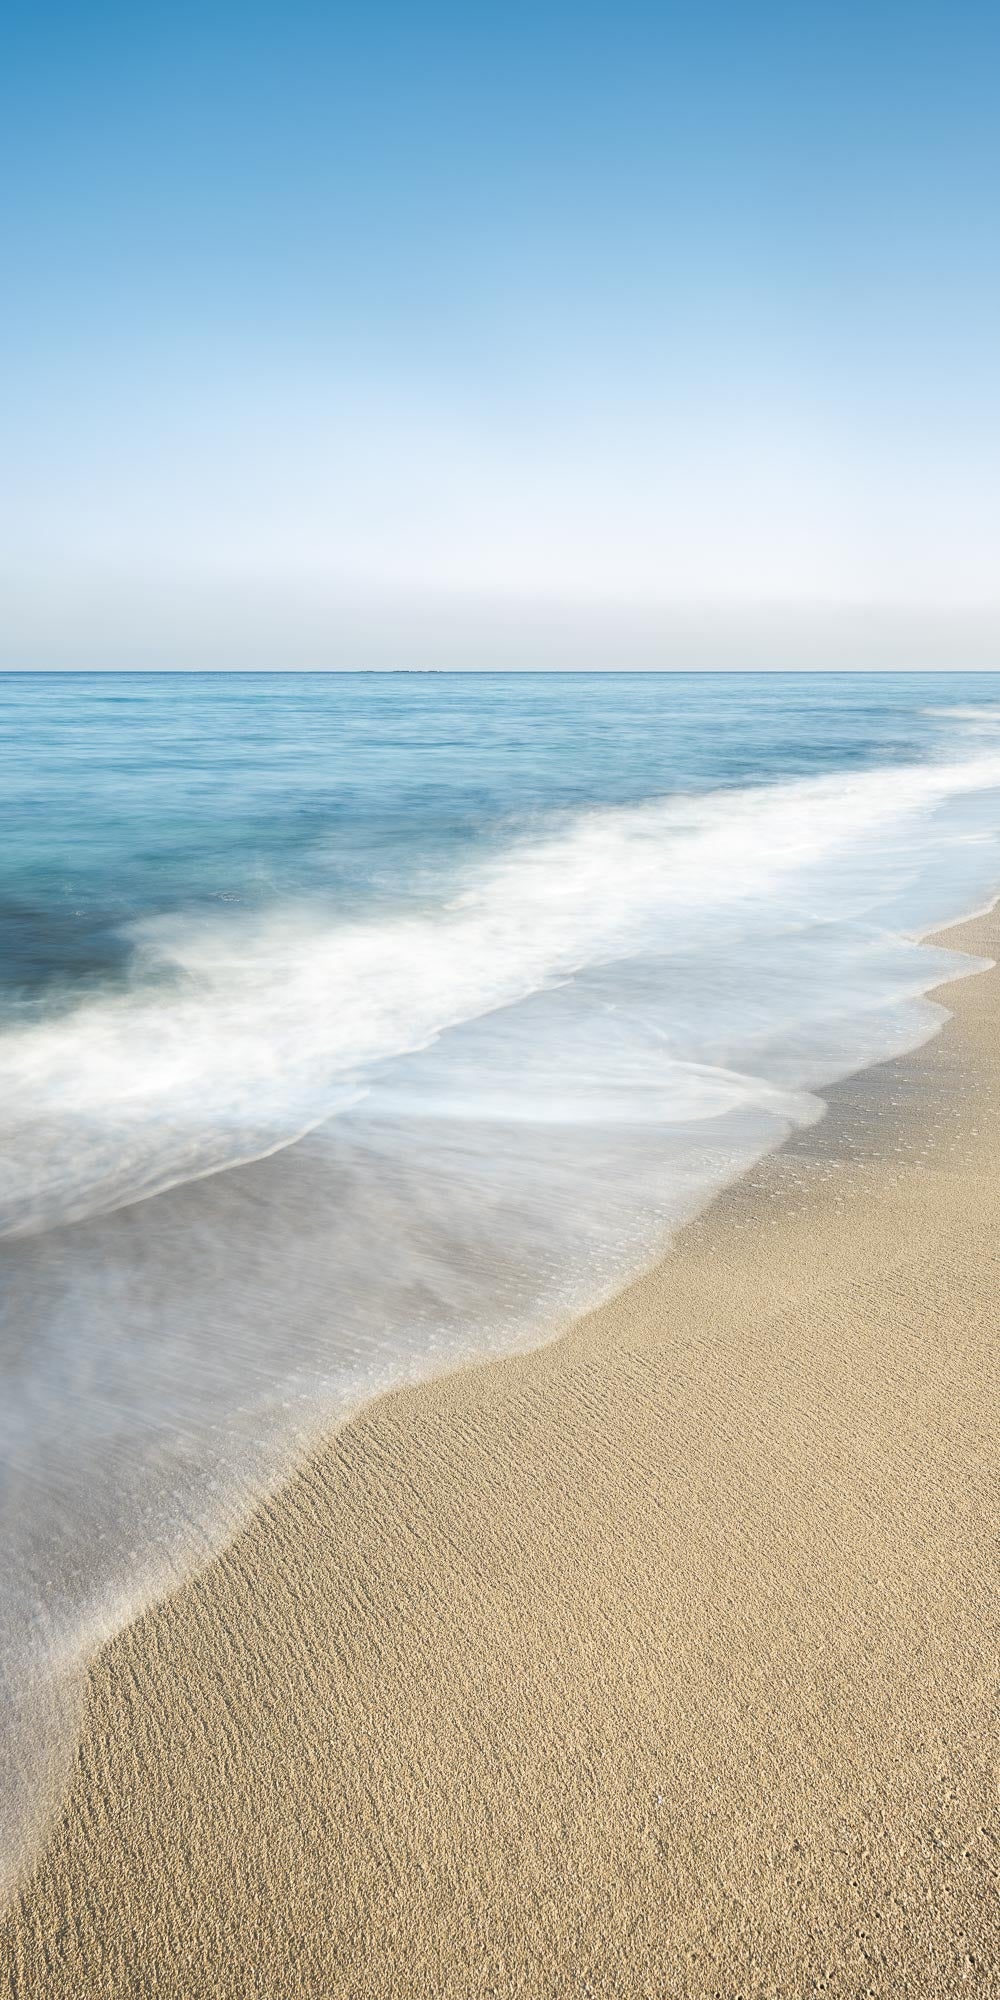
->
(2, 912, 999, 1999)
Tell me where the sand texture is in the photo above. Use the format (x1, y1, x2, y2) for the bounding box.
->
(2, 912, 999, 1998)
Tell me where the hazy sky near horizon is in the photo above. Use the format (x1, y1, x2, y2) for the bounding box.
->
(3, 1, 999, 670)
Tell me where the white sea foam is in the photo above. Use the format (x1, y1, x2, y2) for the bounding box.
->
(4, 749, 1000, 1236)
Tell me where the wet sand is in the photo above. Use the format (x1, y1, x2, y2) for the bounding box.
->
(2, 911, 998, 1998)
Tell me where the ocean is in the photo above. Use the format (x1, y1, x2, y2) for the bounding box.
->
(3, 667, 1000, 1884)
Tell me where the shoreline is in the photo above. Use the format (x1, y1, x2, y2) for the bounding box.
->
(3, 907, 999, 1996)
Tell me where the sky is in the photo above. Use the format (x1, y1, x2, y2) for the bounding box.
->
(2, 0, 999, 670)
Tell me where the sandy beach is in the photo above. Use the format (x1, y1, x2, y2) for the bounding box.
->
(2, 908, 998, 2000)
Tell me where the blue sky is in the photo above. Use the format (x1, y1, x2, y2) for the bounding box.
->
(2, 1, 999, 668)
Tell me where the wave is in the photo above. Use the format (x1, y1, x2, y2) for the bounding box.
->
(4, 749, 1000, 1239)
(923, 704, 1000, 722)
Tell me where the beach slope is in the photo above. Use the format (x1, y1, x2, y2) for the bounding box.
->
(2, 913, 998, 1998)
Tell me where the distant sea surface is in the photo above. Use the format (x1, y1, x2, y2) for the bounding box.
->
(4, 669, 1000, 1883)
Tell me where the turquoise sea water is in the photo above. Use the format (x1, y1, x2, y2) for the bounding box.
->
(3, 668, 1000, 1883)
